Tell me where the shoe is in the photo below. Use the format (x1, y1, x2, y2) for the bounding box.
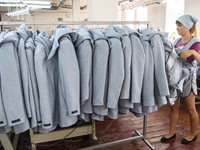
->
(181, 135, 197, 144)
(161, 133, 176, 142)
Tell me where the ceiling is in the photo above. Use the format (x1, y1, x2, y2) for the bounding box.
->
(0, 0, 87, 13)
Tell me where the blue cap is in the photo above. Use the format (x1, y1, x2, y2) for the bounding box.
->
(176, 14, 198, 30)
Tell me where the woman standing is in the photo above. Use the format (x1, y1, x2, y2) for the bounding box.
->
(161, 14, 200, 144)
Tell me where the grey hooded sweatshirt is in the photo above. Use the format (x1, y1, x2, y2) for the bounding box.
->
(0, 31, 12, 134)
(114, 26, 133, 115)
(34, 30, 56, 131)
(89, 27, 110, 119)
(0, 31, 30, 134)
(174, 37, 200, 97)
(141, 29, 169, 97)
(89, 28, 111, 121)
(17, 24, 32, 119)
(25, 29, 42, 126)
(114, 26, 132, 100)
(141, 29, 168, 108)
(123, 26, 145, 105)
(102, 25, 124, 119)
(17, 24, 38, 128)
(75, 26, 93, 121)
(49, 25, 80, 127)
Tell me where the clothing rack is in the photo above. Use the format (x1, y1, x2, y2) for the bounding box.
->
(0, 21, 155, 150)
(0, 21, 150, 25)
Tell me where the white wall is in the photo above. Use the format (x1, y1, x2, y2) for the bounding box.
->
(185, 0, 200, 38)
(87, 0, 118, 21)
(147, 3, 166, 31)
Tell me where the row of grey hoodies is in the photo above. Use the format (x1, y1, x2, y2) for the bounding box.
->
(0, 24, 188, 134)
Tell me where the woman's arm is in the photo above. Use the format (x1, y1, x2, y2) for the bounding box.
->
(180, 50, 200, 64)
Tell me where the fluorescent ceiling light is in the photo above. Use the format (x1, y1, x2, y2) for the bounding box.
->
(9, 11, 30, 17)
(6, 8, 29, 16)
(0, 0, 20, 2)
(0, 4, 24, 7)
(23, 1, 51, 5)
(119, 0, 129, 5)
(27, 4, 52, 8)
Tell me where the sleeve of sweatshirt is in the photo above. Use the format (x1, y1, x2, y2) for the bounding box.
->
(58, 38, 80, 116)
(76, 40, 93, 105)
(0, 42, 26, 127)
(18, 38, 32, 118)
(34, 44, 55, 129)
(130, 35, 145, 104)
(107, 38, 124, 108)
(0, 81, 8, 127)
(152, 35, 169, 96)
(25, 46, 41, 124)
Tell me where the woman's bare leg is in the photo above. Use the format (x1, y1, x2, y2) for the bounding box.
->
(182, 92, 199, 141)
(165, 97, 180, 138)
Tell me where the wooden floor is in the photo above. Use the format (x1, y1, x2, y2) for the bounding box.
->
(1, 102, 200, 150)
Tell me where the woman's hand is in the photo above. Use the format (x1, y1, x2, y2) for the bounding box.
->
(180, 50, 194, 60)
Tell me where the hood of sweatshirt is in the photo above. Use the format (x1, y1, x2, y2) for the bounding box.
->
(89, 27, 108, 41)
(89, 27, 112, 49)
(0, 31, 19, 48)
(17, 24, 29, 41)
(75, 26, 93, 48)
(35, 30, 52, 56)
(114, 26, 129, 37)
(25, 29, 36, 52)
(48, 25, 77, 60)
(102, 25, 122, 40)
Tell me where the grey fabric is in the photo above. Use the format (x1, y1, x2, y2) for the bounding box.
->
(50, 25, 80, 127)
(0, 31, 30, 134)
(141, 29, 169, 97)
(0, 32, 8, 128)
(123, 26, 145, 104)
(34, 30, 56, 130)
(114, 26, 131, 100)
(0, 31, 27, 127)
(75, 26, 93, 121)
(89, 27, 110, 118)
(0, 126, 12, 134)
(114, 26, 133, 112)
(25, 30, 42, 126)
(18, 24, 38, 128)
(102, 25, 124, 120)
(141, 35, 155, 107)
(102, 25, 124, 109)
(17, 24, 32, 119)
(89, 27, 109, 106)
(174, 37, 200, 97)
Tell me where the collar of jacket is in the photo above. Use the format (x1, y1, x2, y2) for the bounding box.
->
(114, 26, 129, 37)
(35, 30, 52, 55)
(89, 27, 112, 50)
(75, 26, 93, 48)
(102, 25, 122, 40)
(123, 26, 144, 46)
(89, 27, 108, 41)
(48, 28, 77, 60)
(17, 24, 29, 42)
(0, 31, 19, 48)
(25, 29, 36, 51)
(140, 34, 150, 42)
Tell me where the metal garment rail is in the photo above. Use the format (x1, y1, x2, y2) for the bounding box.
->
(0, 21, 150, 26)
(0, 20, 154, 149)
(78, 115, 155, 150)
